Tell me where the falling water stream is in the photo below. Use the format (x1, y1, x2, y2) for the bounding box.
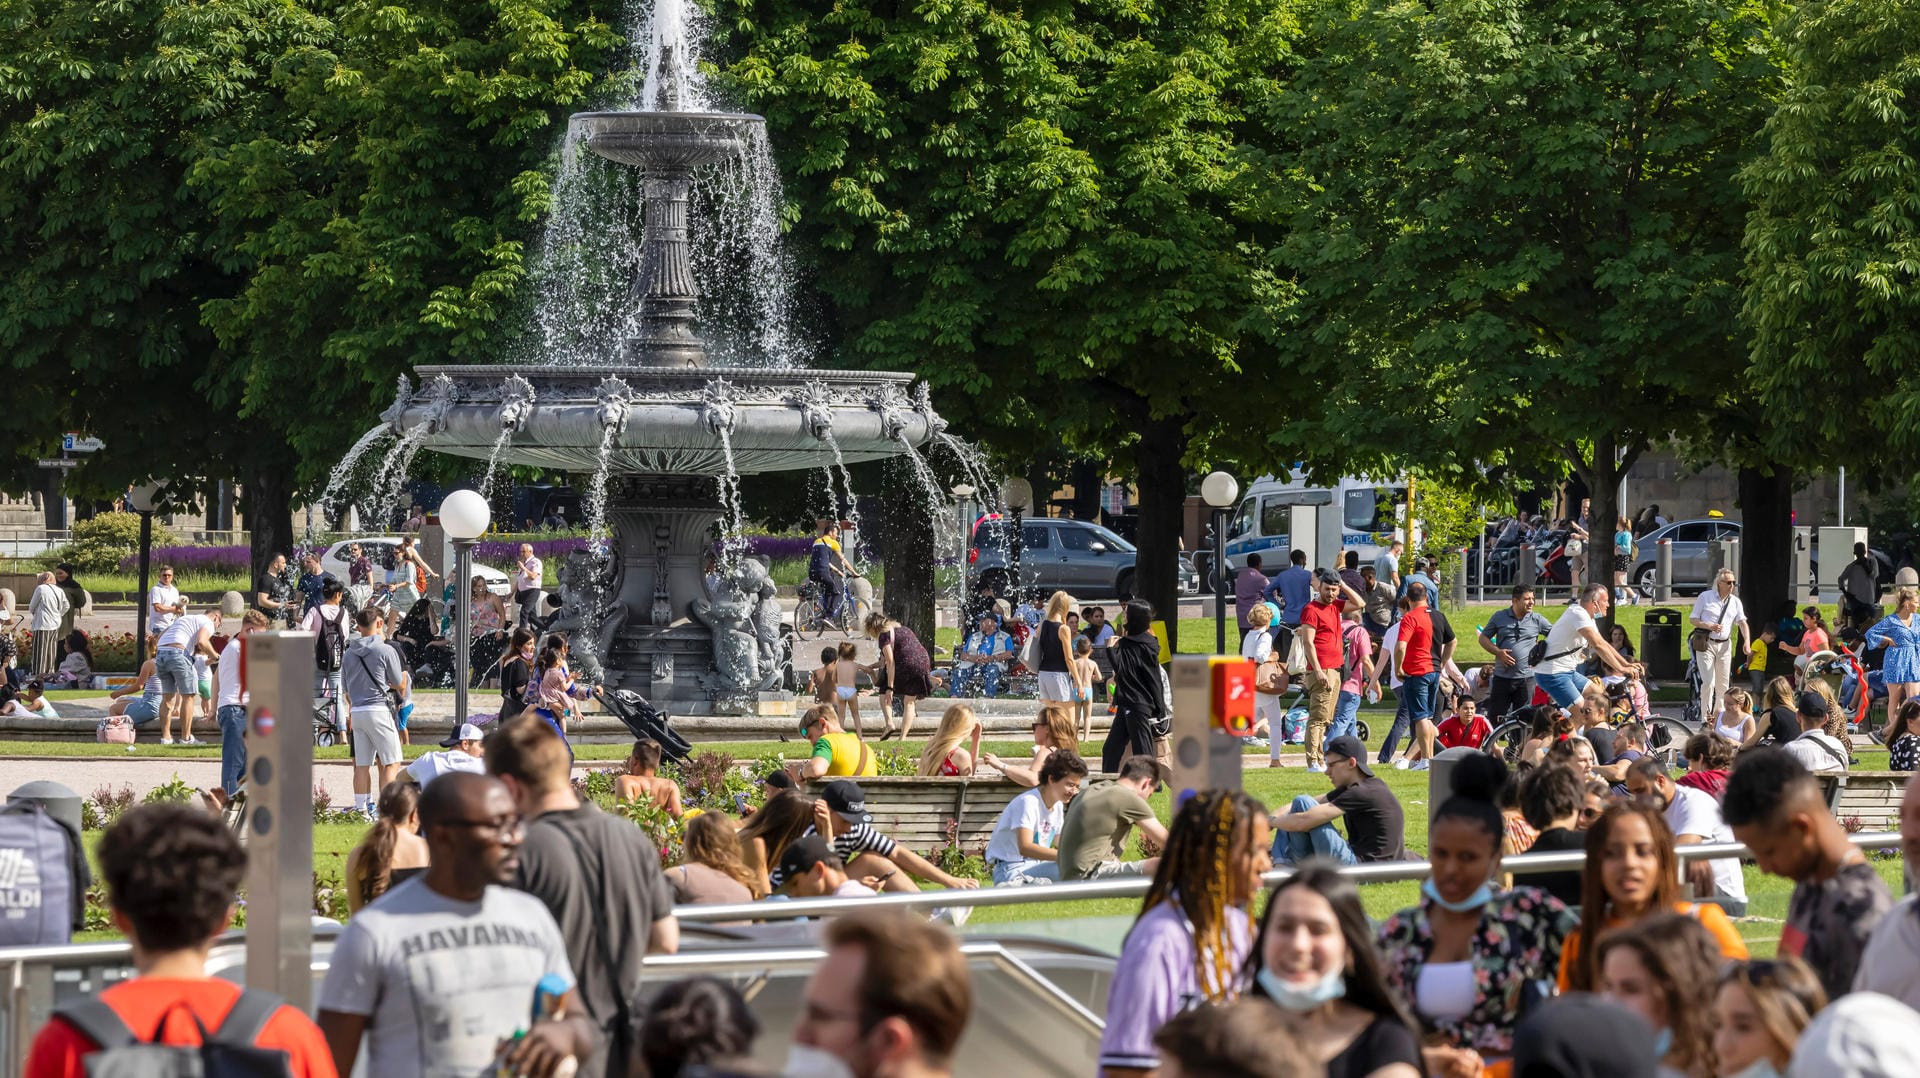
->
(478, 426, 517, 500)
(319, 425, 397, 531)
(712, 430, 747, 565)
(815, 427, 869, 569)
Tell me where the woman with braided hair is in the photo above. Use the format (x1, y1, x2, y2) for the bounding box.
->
(1097, 789, 1271, 1077)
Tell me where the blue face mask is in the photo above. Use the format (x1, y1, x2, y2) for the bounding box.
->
(1652, 1027, 1674, 1059)
(1257, 967, 1346, 1013)
(1422, 877, 1493, 913)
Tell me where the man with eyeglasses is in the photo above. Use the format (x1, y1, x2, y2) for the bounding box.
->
(318, 772, 592, 1078)
(146, 565, 184, 635)
(1689, 568, 1749, 724)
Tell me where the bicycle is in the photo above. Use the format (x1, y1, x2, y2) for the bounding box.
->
(796, 574, 871, 638)
(1483, 706, 1694, 769)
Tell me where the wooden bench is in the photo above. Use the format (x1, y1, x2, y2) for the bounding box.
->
(804, 774, 1030, 854)
(1817, 770, 1912, 833)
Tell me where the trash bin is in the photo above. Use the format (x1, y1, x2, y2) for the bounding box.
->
(1642, 608, 1684, 681)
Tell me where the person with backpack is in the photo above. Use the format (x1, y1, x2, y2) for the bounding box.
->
(304, 578, 350, 736)
(207, 610, 271, 811)
(23, 803, 336, 1077)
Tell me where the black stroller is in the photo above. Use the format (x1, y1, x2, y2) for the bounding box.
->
(600, 687, 692, 763)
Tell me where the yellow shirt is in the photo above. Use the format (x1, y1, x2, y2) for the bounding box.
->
(813, 731, 876, 776)
(814, 534, 843, 554)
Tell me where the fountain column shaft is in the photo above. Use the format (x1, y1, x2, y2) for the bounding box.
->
(624, 167, 707, 367)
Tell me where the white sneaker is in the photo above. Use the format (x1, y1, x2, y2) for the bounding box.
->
(931, 906, 973, 927)
(1393, 758, 1410, 770)
(1410, 760, 1430, 771)
(1306, 765, 1326, 774)
(159, 737, 175, 746)
(179, 737, 203, 746)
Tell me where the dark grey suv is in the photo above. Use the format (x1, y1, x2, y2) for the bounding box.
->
(968, 518, 1200, 599)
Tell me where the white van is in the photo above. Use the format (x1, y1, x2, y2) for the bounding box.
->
(1202, 475, 1411, 585)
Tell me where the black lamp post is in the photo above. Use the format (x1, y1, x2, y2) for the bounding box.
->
(128, 482, 165, 670)
(1201, 471, 1240, 654)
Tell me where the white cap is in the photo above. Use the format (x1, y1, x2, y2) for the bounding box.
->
(440, 722, 486, 748)
(1790, 993, 1920, 1078)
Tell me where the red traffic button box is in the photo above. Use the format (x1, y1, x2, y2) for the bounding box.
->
(1210, 656, 1257, 736)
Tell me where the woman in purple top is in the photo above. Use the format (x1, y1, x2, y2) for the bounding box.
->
(1098, 790, 1272, 1077)
(864, 613, 932, 740)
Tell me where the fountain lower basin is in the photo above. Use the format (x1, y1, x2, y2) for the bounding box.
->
(573, 110, 764, 170)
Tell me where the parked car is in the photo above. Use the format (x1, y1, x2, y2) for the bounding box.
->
(1627, 519, 1894, 598)
(318, 537, 511, 597)
(968, 517, 1199, 600)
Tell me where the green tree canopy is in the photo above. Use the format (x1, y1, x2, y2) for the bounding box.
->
(1261, 0, 1780, 591)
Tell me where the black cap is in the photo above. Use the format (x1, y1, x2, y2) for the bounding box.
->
(1325, 735, 1374, 777)
(820, 780, 872, 825)
(1512, 995, 1658, 1078)
(1313, 567, 1341, 586)
(764, 770, 795, 790)
(775, 835, 839, 888)
(1796, 690, 1829, 717)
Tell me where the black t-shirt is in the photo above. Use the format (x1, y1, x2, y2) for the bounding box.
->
(1326, 1014, 1423, 1078)
(1330, 776, 1406, 862)
(1764, 705, 1802, 745)
(1526, 827, 1587, 907)
(500, 656, 531, 718)
(512, 804, 674, 1078)
(1584, 725, 1617, 763)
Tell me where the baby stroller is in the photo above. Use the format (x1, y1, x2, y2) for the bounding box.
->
(600, 687, 692, 763)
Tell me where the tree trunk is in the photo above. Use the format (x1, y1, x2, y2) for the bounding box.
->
(881, 457, 937, 646)
(1738, 465, 1795, 626)
(1567, 432, 1642, 634)
(1132, 413, 1191, 655)
(242, 457, 297, 583)
(1068, 458, 1103, 522)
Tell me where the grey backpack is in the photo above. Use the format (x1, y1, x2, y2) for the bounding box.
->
(0, 800, 84, 946)
(52, 990, 295, 1078)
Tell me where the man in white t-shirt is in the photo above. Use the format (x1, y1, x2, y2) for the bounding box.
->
(1689, 568, 1750, 721)
(984, 751, 1087, 885)
(304, 578, 350, 729)
(155, 606, 221, 746)
(317, 773, 593, 1078)
(1534, 583, 1642, 707)
(511, 544, 543, 629)
(407, 723, 488, 788)
(207, 610, 270, 810)
(1783, 691, 1851, 775)
(1627, 756, 1748, 915)
(147, 565, 184, 634)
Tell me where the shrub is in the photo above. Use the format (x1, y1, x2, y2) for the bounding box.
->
(664, 751, 758, 812)
(614, 797, 684, 867)
(142, 775, 194, 805)
(88, 784, 137, 828)
(59, 513, 178, 574)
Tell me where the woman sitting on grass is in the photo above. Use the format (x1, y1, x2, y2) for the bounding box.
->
(107, 635, 161, 727)
(979, 705, 1078, 787)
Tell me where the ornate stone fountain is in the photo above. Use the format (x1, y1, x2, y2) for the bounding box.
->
(378, 37, 943, 714)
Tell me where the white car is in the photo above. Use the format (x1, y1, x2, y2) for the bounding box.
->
(317, 537, 512, 597)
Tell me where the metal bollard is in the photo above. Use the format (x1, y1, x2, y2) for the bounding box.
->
(1453, 549, 1468, 606)
(241, 631, 316, 1011)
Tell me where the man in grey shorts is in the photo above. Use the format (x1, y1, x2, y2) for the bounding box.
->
(1055, 757, 1170, 880)
(343, 607, 408, 817)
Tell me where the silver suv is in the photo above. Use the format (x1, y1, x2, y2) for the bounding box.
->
(967, 517, 1199, 599)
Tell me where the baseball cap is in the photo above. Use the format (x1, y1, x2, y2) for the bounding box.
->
(820, 780, 872, 825)
(1324, 735, 1374, 778)
(763, 770, 796, 790)
(1313, 567, 1341, 586)
(440, 722, 485, 748)
(1513, 995, 1658, 1078)
(775, 835, 840, 888)
(1796, 690, 1829, 718)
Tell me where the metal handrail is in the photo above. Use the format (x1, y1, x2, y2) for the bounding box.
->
(643, 941, 1107, 1035)
(671, 830, 1905, 923)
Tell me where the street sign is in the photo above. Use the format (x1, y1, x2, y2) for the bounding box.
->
(61, 434, 104, 453)
(36, 459, 80, 469)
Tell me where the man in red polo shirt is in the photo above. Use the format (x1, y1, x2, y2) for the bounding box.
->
(1297, 568, 1366, 772)
(1385, 580, 1439, 769)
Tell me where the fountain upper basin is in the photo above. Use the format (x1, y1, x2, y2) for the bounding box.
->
(573, 110, 766, 170)
(387, 365, 942, 477)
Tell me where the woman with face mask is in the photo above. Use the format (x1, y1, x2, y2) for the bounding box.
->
(1594, 913, 1724, 1078)
(1098, 790, 1272, 1078)
(1712, 958, 1826, 1078)
(1244, 862, 1421, 1078)
(1558, 802, 1748, 991)
(1377, 754, 1578, 1077)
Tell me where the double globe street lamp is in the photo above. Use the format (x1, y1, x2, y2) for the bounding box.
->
(438, 490, 491, 724)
